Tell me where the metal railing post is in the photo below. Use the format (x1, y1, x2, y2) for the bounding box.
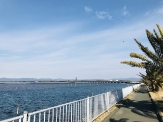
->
(106, 92, 109, 110)
(86, 97, 90, 122)
(23, 111, 28, 122)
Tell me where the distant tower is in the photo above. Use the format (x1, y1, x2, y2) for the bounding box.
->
(75, 77, 77, 82)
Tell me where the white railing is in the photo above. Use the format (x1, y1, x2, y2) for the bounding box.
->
(0, 84, 140, 122)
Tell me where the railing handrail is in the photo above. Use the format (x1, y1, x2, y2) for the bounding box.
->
(0, 84, 140, 122)
(28, 97, 87, 115)
(0, 115, 23, 122)
(29, 85, 134, 115)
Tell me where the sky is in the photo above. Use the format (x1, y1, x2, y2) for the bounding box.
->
(0, 0, 163, 79)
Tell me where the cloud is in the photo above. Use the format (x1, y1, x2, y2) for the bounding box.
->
(95, 11, 112, 20)
(156, 6, 163, 14)
(0, 18, 161, 78)
(144, 12, 149, 16)
(123, 5, 126, 10)
(84, 6, 92, 13)
(122, 5, 130, 16)
(1, 5, 163, 79)
(0, 23, 81, 52)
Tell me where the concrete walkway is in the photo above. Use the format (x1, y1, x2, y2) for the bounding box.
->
(102, 85, 159, 122)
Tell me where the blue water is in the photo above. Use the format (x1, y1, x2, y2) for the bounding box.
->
(0, 83, 130, 120)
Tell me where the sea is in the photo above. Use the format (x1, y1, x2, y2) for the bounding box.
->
(0, 82, 130, 121)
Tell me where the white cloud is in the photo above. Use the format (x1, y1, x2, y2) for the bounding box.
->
(122, 5, 130, 16)
(0, 19, 161, 78)
(1, 54, 7, 56)
(1, 6, 163, 79)
(0, 23, 81, 52)
(123, 5, 126, 10)
(95, 11, 112, 20)
(144, 12, 149, 16)
(156, 6, 163, 14)
(122, 11, 129, 16)
(84, 6, 92, 13)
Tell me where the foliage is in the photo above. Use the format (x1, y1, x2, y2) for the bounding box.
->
(121, 24, 163, 92)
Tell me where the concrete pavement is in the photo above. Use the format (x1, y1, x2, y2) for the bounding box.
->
(102, 85, 159, 122)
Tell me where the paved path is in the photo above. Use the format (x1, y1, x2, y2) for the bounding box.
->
(102, 85, 159, 122)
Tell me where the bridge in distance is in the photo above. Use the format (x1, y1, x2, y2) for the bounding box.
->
(68, 80, 139, 84)
(0, 80, 140, 84)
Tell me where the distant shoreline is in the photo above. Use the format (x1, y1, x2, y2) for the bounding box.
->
(0, 81, 71, 84)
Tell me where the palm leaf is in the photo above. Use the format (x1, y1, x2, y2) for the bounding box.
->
(157, 24, 163, 38)
(121, 61, 145, 68)
(134, 39, 163, 65)
(130, 52, 149, 61)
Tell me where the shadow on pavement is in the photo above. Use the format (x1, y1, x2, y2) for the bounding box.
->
(108, 99, 157, 122)
(102, 85, 159, 122)
(134, 88, 148, 93)
(110, 118, 142, 122)
(117, 99, 158, 119)
(110, 118, 129, 122)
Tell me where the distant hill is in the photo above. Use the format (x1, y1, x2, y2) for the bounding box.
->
(0, 78, 52, 81)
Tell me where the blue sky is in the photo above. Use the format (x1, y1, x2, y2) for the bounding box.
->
(0, 0, 163, 79)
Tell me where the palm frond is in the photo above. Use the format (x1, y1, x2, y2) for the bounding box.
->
(156, 24, 163, 38)
(130, 52, 149, 61)
(121, 24, 163, 91)
(146, 30, 161, 57)
(153, 29, 160, 39)
(121, 61, 145, 68)
(134, 39, 163, 65)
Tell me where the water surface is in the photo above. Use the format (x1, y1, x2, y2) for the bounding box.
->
(0, 83, 130, 120)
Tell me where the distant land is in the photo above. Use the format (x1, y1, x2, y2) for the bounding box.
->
(0, 77, 141, 82)
(0, 78, 54, 81)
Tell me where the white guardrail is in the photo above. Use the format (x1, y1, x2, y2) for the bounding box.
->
(0, 84, 140, 122)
